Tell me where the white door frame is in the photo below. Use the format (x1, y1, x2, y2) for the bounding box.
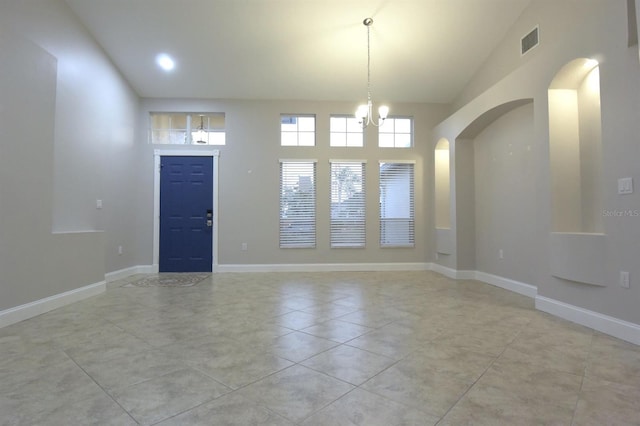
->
(153, 149, 220, 272)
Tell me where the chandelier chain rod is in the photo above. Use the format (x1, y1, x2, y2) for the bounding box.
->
(367, 22, 372, 105)
(356, 17, 388, 128)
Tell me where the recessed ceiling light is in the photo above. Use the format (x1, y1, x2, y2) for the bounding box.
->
(156, 54, 175, 71)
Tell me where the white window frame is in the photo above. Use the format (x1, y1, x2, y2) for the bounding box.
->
(330, 160, 366, 248)
(280, 114, 316, 146)
(379, 160, 415, 247)
(149, 112, 226, 145)
(329, 115, 364, 147)
(378, 116, 413, 148)
(279, 160, 317, 248)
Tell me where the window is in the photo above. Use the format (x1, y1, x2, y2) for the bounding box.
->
(191, 114, 226, 145)
(379, 162, 415, 247)
(330, 161, 366, 247)
(281, 115, 315, 146)
(279, 160, 316, 248)
(150, 112, 225, 145)
(378, 117, 413, 148)
(330, 116, 364, 147)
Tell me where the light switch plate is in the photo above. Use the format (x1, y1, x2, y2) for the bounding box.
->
(620, 271, 630, 288)
(618, 177, 633, 194)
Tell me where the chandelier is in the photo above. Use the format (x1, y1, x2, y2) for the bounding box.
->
(192, 115, 207, 144)
(355, 18, 389, 128)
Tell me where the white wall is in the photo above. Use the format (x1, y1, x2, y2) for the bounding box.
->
(0, 0, 140, 314)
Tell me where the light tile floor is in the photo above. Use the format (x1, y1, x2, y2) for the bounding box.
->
(1, 271, 639, 425)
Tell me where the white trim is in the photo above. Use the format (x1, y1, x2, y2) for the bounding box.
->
(430, 265, 535, 296)
(153, 149, 220, 157)
(378, 159, 416, 164)
(475, 271, 538, 298)
(430, 263, 474, 280)
(329, 159, 368, 163)
(429, 265, 639, 346)
(153, 149, 220, 272)
(216, 262, 431, 273)
(536, 296, 640, 346)
(456, 270, 476, 280)
(0, 281, 105, 329)
(105, 266, 142, 282)
(279, 159, 318, 163)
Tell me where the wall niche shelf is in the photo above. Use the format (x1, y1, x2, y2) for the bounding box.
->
(550, 232, 606, 286)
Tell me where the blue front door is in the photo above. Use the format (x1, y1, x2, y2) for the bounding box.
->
(159, 156, 213, 272)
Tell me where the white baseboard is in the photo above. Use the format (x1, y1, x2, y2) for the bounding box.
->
(6, 263, 636, 347)
(475, 271, 538, 298)
(430, 263, 475, 280)
(0, 281, 105, 329)
(105, 266, 141, 282)
(536, 296, 640, 346)
(216, 262, 431, 273)
(432, 267, 639, 345)
(430, 263, 458, 279)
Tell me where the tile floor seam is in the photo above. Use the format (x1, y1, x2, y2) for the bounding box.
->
(4, 271, 640, 424)
(295, 386, 360, 425)
(569, 330, 595, 426)
(434, 326, 526, 425)
(356, 382, 442, 421)
(146, 394, 223, 426)
(63, 349, 140, 425)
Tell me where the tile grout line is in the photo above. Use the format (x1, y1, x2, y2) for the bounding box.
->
(434, 325, 526, 425)
(63, 350, 141, 425)
(570, 330, 595, 426)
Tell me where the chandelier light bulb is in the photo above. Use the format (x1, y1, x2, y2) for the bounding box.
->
(378, 105, 389, 120)
(356, 104, 369, 120)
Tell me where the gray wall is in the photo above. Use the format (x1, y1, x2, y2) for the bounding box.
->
(0, 0, 140, 311)
(137, 99, 450, 267)
(435, 0, 640, 326)
(1, 0, 638, 336)
(473, 103, 537, 285)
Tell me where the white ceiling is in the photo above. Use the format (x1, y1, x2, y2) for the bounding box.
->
(64, 0, 531, 104)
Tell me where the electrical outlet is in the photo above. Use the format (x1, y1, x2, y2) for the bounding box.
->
(96, 199, 103, 209)
(498, 249, 504, 259)
(118, 245, 123, 255)
(620, 271, 630, 288)
(241, 243, 248, 251)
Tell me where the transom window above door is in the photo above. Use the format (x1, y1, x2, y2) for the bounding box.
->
(149, 112, 226, 145)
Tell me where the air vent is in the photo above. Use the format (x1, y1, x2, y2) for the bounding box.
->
(521, 26, 539, 55)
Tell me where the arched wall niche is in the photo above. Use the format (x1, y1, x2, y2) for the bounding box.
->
(548, 58, 606, 287)
(454, 98, 535, 279)
(434, 138, 453, 256)
(548, 58, 603, 233)
(434, 138, 451, 229)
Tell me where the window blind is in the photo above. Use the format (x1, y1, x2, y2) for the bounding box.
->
(330, 161, 366, 248)
(279, 160, 316, 248)
(379, 162, 415, 247)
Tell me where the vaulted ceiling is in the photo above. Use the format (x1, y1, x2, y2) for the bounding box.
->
(64, 0, 531, 103)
